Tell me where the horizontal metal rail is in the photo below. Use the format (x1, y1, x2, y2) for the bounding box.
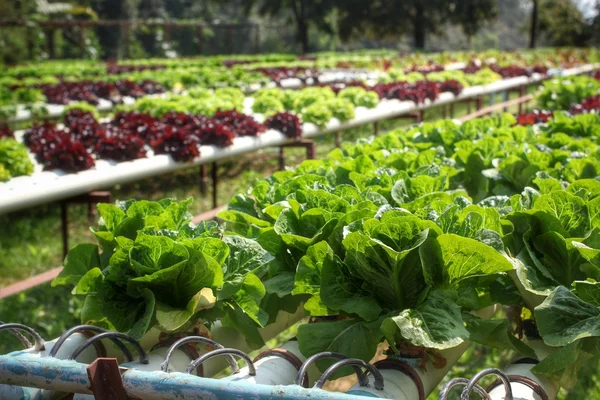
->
(0, 353, 379, 400)
(459, 94, 534, 122)
(0, 267, 63, 300)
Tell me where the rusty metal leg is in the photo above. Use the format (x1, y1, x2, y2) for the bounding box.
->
(335, 131, 342, 147)
(373, 121, 380, 136)
(278, 139, 316, 165)
(61, 202, 68, 258)
(199, 165, 208, 196)
(416, 110, 423, 123)
(502, 91, 509, 112)
(306, 140, 316, 160)
(476, 96, 483, 111)
(211, 162, 218, 210)
(87, 358, 127, 400)
(449, 103, 454, 118)
(518, 86, 526, 114)
(278, 146, 285, 170)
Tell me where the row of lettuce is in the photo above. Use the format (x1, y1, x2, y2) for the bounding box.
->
(0, 62, 511, 116)
(1, 69, 599, 182)
(2, 47, 597, 116)
(53, 110, 600, 388)
(0, 81, 461, 180)
(3, 47, 595, 81)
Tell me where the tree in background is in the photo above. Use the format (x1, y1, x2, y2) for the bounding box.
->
(91, 0, 128, 59)
(450, 0, 498, 45)
(526, 0, 592, 48)
(242, 0, 336, 53)
(0, 0, 39, 63)
(592, 1, 600, 46)
(335, 0, 496, 50)
(538, 0, 591, 46)
(529, 0, 538, 48)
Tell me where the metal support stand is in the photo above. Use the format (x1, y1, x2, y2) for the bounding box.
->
(335, 131, 342, 147)
(415, 110, 424, 123)
(278, 139, 316, 171)
(87, 358, 127, 400)
(373, 121, 380, 136)
(518, 86, 526, 114)
(211, 162, 218, 210)
(61, 202, 68, 258)
(475, 96, 483, 111)
(502, 91, 509, 112)
(199, 165, 208, 196)
(60, 191, 112, 258)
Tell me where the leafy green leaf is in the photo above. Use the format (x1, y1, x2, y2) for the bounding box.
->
(437, 234, 513, 287)
(53, 244, 101, 287)
(381, 290, 469, 350)
(297, 318, 383, 370)
(535, 286, 600, 347)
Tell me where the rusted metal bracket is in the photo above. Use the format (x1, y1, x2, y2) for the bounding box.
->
(86, 358, 127, 400)
(211, 162, 218, 210)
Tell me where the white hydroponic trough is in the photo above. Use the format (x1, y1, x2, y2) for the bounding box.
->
(0, 64, 597, 215)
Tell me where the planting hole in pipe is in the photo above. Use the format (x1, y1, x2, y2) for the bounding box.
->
(487, 375, 549, 400)
(315, 359, 384, 391)
(438, 377, 491, 400)
(253, 348, 307, 385)
(186, 348, 256, 375)
(50, 325, 133, 361)
(461, 368, 513, 400)
(68, 331, 148, 364)
(0, 321, 33, 349)
(296, 351, 369, 388)
(374, 358, 426, 400)
(160, 336, 239, 375)
(0, 323, 45, 351)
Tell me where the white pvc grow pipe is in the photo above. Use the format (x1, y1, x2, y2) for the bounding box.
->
(2, 64, 597, 216)
(0, 306, 305, 399)
(72, 345, 195, 400)
(346, 341, 470, 400)
(223, 340, 319, 386)
(0, 332, 102, 400)
(488, 340, 559, 400)
(346, 305, 498, 400)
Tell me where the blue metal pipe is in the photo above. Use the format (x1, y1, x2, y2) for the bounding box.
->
(0, 354, 389, 400)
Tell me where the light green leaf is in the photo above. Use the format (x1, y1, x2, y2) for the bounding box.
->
(535, 286, 600, 347)
(52, 244, 101, 287)
(381, 290, 468, 350)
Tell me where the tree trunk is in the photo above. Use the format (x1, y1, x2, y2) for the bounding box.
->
(292, 0, 310, 54)
(529, 0, 538, 48)
(298, 20, 309, 53)
(46, 29, 56, 59)
(414, 3, 426, 50)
